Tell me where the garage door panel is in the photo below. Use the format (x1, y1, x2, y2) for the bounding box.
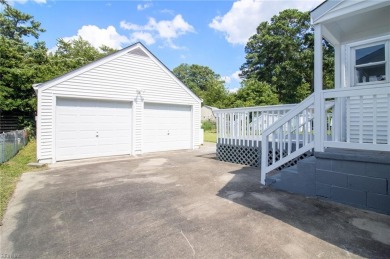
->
(56, 114, 78, 123)
(57, 139, 83, 148)
(143, 103, 191, 153)
(56, 130, 96, 140)
(113, 130, 132, 137)
(56, 98, 132, 161)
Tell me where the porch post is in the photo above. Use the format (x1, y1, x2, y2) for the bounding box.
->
(314, 24, 324, 152)
(333, 44, 342, 142)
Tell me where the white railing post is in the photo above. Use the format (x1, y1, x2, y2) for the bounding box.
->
(314, 24, 324, 152)
(261, 134, 267, 184)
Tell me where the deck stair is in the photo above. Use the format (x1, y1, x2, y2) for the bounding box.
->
(266, 156, 317, 196)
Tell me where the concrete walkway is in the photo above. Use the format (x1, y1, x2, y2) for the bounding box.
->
(1, 143, 390, 258)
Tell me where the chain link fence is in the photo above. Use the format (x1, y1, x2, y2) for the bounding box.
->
(0, 129, 28, 163)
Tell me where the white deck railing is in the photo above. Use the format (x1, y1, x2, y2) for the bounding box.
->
(321, 84, 390, 152)
(214, 104, 296, 145)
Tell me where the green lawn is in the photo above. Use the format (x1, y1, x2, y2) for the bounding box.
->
(0, 140, 46, 221)
(204, 131, 217, 143)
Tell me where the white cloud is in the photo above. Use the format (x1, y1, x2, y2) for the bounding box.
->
(155, 15, 194, 38)
(120, 21, 143, 31)
(120, 14, 195, 49)
(209, 0, 323, 45)
(221, 76, 232, 84)
(231, 70, 241, 81)
(48, 46, 57, 54)
(223, 70, 242, 92)
(228, 87, 240, 93)
(160, 9, 175, 15)
(137, 2, 152, 11)
(62, 25, 130, 50)
(223, 71, 242, 83)
(130, 31, 155, 45)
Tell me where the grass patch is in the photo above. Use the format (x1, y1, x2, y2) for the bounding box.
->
(204, 131, 217, 143)
(0, 139, 46, 221)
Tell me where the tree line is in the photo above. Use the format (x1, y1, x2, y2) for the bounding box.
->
(174, 9, 334, 108)
(0, 1, 333, 130)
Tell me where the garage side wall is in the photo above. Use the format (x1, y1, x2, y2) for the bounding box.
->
(193, 104, 201, 147)
(38, 51, 201, 162)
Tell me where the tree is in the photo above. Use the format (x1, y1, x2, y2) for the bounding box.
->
(45, 37, 118, 80)
(240, 9, 334, 104)
(232, 79, 279, 107)
(0, 1, 47, 129)
(173, 64, 230, 108)
(0, 0, 45, 41)
(0, 2, 117, 130)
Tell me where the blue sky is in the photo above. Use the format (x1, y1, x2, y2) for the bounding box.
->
(9, 0, 323, 91)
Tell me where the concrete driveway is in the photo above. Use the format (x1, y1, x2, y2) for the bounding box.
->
(1, 143, 390, 258)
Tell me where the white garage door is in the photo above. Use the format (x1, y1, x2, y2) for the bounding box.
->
(56, 98, 132, 161)
(143, 103, 192, 153)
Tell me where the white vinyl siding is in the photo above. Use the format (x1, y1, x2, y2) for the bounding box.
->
(347, 94, 388, 144)
(143, 103, 192, 153)
(192, 104, 201, 146)
(37, 46, 201, 162)
(55, 54, 196, 104)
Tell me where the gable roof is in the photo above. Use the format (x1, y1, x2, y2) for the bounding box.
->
(202, 105, 219, 110)
(310, 0, 390, 45)
(311, 0, 390, 25)
(310, 0, 341, 21)
(34, 42, 201, 103)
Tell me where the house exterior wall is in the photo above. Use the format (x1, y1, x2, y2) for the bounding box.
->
(313, 0, 390, 149)
(201, 106, 216, 122)
(37, 48, 200, 163)
(341, 37, 389, 145)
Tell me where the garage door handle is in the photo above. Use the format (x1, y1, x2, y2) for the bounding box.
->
(96, 131, 99, 137)
(167, 130, 170, 135)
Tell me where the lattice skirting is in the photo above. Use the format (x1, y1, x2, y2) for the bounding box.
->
(217, 143, 261, 167)
(216, 140, 312, 170)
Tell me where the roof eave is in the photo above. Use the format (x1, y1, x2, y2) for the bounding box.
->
(311, 0, 343, 24)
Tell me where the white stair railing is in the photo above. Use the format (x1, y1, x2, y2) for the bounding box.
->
(260, 94, 316, 184)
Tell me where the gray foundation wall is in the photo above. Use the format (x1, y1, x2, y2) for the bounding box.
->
(314, 150, 390, 214)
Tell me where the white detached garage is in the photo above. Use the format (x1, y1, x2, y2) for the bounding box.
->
(34, 43, 201, 163)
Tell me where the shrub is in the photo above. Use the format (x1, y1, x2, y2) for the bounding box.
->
(202, 120, 216, 132)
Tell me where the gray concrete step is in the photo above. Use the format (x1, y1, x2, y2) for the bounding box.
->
(267, 156, 316, 196)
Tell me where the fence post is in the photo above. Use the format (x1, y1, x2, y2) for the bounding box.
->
(1, 133, 4, 163)
(24, 129, 27, 146)
(14, 131, 17, 157)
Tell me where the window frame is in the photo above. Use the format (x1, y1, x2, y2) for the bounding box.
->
(348, 37, 390, 87)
